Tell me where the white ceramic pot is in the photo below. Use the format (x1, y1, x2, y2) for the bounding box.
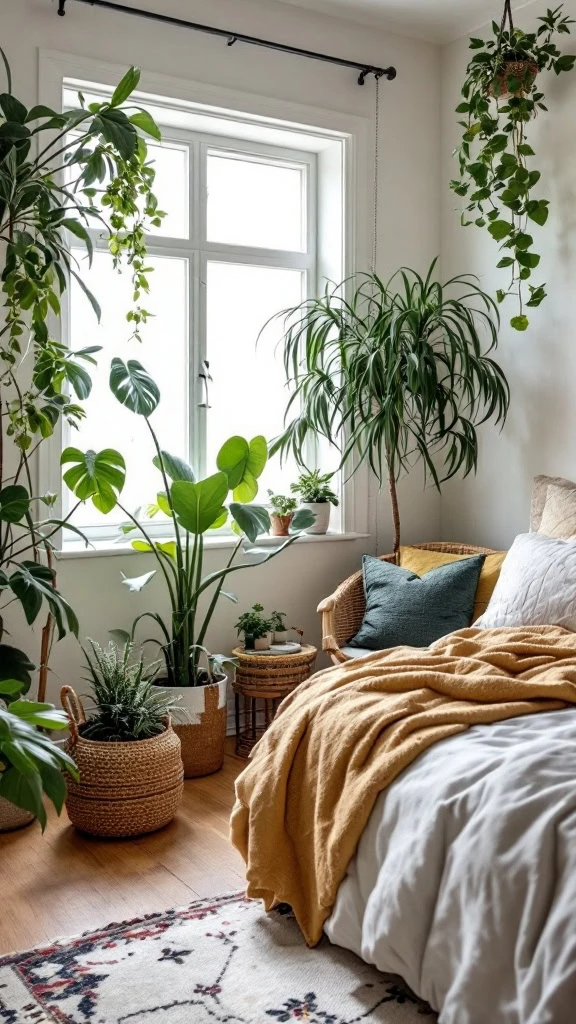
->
(273, 630, 290, 644)
(254, 635, 271, 651)
(156, 675, 227, 777)
(301, 502, 331, 535)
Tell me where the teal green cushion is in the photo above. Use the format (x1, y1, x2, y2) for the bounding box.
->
(348, 553, 486, 651)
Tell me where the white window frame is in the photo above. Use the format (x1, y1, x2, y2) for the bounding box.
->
(38, 50, 372, 549)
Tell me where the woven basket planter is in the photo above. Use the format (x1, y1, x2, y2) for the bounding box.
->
(61, 686, 184, 838)
(0, 796, 34, 833)
(490, 59, 538, 98)
(156, 677, 227, 779)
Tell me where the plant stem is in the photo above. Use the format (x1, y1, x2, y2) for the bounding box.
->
(388, 465, 401, 558)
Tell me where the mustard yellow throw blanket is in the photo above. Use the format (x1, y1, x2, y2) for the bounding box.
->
(230, 626, 576, 945)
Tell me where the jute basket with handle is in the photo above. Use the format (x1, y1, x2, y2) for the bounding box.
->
(61, 686, 184, 838)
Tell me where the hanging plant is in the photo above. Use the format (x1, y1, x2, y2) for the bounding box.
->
(450, 2, 575, 331)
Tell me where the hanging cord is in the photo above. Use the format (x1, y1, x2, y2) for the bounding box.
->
(371, 73, 381, 274)
(500, 0, 514, 37)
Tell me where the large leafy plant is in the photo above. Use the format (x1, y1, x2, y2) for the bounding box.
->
(450, 3, 575, 330)
(63, 360, 314, 686)
(0, 57, 162, 703)
(0, 678, 78, 829)
(270, 260, 509, 554)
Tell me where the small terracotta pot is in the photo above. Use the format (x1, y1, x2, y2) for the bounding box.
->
(271, 513, 293, 536)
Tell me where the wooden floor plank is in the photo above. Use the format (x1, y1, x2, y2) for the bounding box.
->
(0, 746, 247, 955)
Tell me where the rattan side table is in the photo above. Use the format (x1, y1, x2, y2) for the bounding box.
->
(232, 645, 317, 757)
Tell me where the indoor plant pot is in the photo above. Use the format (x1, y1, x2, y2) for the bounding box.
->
(490, 56, 538, 97)
(61, 686, 183, 837)
(300, 501, 331, 535)
(270, 513, 294, 537)
(0, 798, 34, 833)
(156, 674, 228, 778)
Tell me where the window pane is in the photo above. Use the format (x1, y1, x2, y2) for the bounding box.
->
(65, 249, 188, 528)
(207, 152, 305, 251)
(205, 261, 304, 497)
(145, 142, 189, 238)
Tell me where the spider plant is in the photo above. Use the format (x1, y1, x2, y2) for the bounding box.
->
(269, 259, 510, 553)
(82, 639, 177, 741)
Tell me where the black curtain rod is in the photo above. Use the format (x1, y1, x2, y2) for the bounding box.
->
(56, 0, 396, 85)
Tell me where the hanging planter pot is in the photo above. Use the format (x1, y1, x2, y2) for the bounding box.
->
(489, 56, 538, 97)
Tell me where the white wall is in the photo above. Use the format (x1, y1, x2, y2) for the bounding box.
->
(440, 1, 576, 549)
(2, 0, 441, 698)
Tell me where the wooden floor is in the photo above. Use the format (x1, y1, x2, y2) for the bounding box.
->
(0, 742, 247, 955)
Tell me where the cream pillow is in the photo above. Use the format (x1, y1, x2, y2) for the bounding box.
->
(475, 532, 576, 630)
(538, 481, 576, 538)
(531, 474, 576, 532)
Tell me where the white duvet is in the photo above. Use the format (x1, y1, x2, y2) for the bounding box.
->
(325, 708, 576, 1024)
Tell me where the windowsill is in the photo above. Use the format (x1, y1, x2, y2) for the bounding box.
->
(56, 531, 370, 559)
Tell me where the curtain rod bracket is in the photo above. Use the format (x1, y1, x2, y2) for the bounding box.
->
(53, 0, 397, 85)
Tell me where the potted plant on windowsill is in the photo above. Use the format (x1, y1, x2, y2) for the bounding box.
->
(62, 360, 315, 778)
(267, 491, 298, 536)
(61, 639, 183, 837)
(235, 604, 272, 651)
(290, 470, 339, 535)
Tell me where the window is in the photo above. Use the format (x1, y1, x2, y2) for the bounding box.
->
(57, 82, 347, 542)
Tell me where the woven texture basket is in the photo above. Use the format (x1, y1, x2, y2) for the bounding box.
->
(0, 795, 35, 833)
(61, 686, 184, 838)
(318, 542, 498, 664)
(490, 59, 538, 97)
(173, 681, 227, 779)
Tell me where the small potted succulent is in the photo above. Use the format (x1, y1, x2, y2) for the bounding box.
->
(61, 639, 184, 837)
(290, 469, 339, 535)
(267, 491, 298, 536)
(235, 604, 273, 651)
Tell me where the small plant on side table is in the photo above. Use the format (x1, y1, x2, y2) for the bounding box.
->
(235, 604, 273, 651)
(291, 470, 339, 535)
(267, 491, 298, 536)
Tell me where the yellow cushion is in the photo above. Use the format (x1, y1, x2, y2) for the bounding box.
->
(399, 546, 507, 621)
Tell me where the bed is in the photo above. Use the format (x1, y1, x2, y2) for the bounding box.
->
(325, 707, 576, 1023)
(230, 624, 576, 1024)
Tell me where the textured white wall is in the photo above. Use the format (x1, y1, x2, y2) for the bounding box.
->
(2, 0, 441, 698)
(440, 2, 576, 548)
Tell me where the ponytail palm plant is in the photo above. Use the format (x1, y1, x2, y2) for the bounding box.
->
(270, 259, 510, 553)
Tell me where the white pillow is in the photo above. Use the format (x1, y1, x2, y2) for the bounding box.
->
(475, 532, 576, 630)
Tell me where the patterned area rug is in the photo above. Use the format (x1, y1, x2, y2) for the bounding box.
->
(0, 892, 436, 1023)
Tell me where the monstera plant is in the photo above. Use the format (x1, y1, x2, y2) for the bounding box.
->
(0, 55, 162, 821)
(62, 359, 315, 689)
(451, 2, 575, 330)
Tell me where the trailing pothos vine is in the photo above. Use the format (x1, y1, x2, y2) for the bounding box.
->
(450, 3, 575, 331)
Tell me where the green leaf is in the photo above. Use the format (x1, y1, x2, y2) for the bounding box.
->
(7, 701, 69, 730)
(554, 54, 576, 73)
(121, 570, 156, 592)
(0, 767, 45, 828)
(0, 647, 34, 688)
(517, 143, 535, 156)
(510, 315, 530, 331)
(171, 473, 229, 535)
(497, 257, 515, 268)
(488, 220, 512, 241)
(110, 66, 141, 107)
(0, 93, 27, 123)
(516, 251, 540, 269)
(229, 503, 270, 543)
(0, 485, 29, 523)
(25, 104, 59, 122)
(109, 358, 160, 417)
(216, 435, 268, 494)
(61, 447, 126, 513)
(291, 507, 316, 531)
(0, 679, 23, 699)
(129, 110, 161, 141)
(152, 451, 195, 482)
(526, 200, 549, 226)
(9, 562, 79, 639)
(514, 232, 533, 251)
